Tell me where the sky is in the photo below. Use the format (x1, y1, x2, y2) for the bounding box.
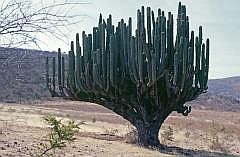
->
(22, 0, 240, 79)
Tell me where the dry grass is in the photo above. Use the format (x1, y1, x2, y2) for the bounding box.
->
(103, 128, 119, 136)
(0, 120, 8, 136)
(124, 125, 138, 144)
(161, 125, 174, 145)
(92, 116, 97, 123)
(0, 101, 239, 156)
(207, 120, 235, 153)
(184, 131, 191, 138)
(7, 107, 16, 112)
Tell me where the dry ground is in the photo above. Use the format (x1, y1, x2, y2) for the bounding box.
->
(0, 99, 240, 157)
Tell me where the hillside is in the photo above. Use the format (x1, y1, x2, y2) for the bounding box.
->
(0, 47, 55, 103)
(0, 47, 239, 112)
(191, 77, 240, 112)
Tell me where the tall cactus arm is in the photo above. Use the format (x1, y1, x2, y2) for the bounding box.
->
(52, 57, 56, 95)
(57, 48, 62, 90)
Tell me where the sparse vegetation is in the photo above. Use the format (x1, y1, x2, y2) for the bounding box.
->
(0, 102, 240, 156)
(161, 126, 174, 145)
(103, 128, 119, 136)
(124, 125, 138, 144)
(208, 120, 234, 153)
(0, 120, 8, 136)
(184, 131, 191, 138)
(33, 115, 80, 157)
(7, 108, 16, 112)
(92, 116, 97, 123)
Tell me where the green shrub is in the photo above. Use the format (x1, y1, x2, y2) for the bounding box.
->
(33, 115, 80, 157)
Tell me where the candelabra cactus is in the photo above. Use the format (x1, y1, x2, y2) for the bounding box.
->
(46, 2, 210, 146)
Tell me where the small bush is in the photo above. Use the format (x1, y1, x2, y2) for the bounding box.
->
(210, 136, 226, 152)
(33, 115, 80, 157)
(104, 128, 119, 136)
(184, 131, 191, 138)
(161, 126, 174, 144)
(92, 116, 96, 123)
(8, 108, 16, 112)
(0, 120, 8, 136)
(208, 120, 233, 153)
(124, 127, 138, 144)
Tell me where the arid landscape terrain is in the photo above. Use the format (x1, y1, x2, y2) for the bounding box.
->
(0, 100, 240, 157)
(0, 47, 240, 157)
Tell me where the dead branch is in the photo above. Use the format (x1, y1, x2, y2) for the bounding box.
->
(0, 0, 89, 48)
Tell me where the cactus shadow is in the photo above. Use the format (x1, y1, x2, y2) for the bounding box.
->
(158, 145, 238, 157)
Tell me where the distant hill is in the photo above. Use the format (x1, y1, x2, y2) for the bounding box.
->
(0, 47, 239, 112)
(192, 77, 240, 112)
(209, 77, 240, 97)
(0, 47, 55, 103)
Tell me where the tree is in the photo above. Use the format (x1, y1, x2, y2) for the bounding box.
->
(0, 0, 86, 48)
(46, 2, 210, 147)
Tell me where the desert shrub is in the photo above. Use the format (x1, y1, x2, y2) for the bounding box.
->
(0, 120, 8, 136)
(161, 126, 174, 144)
(124, 126, 138, 144)
(33, 115, 80, 157)
(92, 116, 96, 123)
(184, 131, 191, 138)
(8, 107, 16, 112)
(104, 128, 119, 136)
(208, 120, 233, 153)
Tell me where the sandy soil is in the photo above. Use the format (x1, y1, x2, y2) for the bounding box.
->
(0, 99, 240, 157)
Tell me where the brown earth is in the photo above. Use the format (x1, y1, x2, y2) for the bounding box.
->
(0, 99, 239, 157)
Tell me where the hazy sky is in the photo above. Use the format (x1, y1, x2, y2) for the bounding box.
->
(36, 0, 240, 79)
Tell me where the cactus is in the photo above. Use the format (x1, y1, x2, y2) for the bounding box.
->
(46, 57, 50, 89)
(57, 48, 63, 94)
(61, 56, 65, 91)
(52, 57, 56, 93)
(46, 2, 210, 147)
(46, 57, 57, 96)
